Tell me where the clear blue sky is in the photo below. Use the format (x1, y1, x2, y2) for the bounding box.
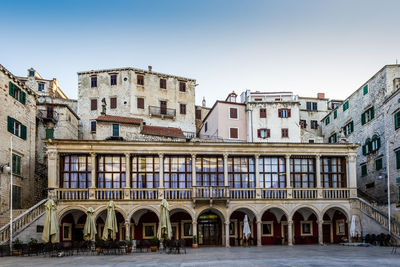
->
(1, 0, 399, 105)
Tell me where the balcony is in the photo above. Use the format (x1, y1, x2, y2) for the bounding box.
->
(37, 109, 58, 123)
(54, 187, 353, 201)
(148, 106, 176, 119)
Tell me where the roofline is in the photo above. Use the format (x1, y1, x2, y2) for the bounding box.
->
(37, 103, 80, 120)
(77, 67, 196, 82)
(0, 64, 37, 96)
(200, 100, 246, 130)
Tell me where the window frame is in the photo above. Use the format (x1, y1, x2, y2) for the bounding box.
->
(110, 97, 117, 109)
(160, 78, 167, 89)
(227, 156, 255, 188)
(12, 154, 21, 175)
(91, 121, 97, 133)
(281, 128, 289, 138)
(90, 99, 97, 111)
(290, 157, 316, 188)
(361, 163, 367, 176)
(142, 223, 157, 239)
(321, 157, 346, 188)
(229, 127, 239, 139)
(163, 155, 192, 188)
(137, 97, 145, 109)
(137, 74, 144, 86)
(261, 221, 274, 237)
(195, 156, 224, 186)
(179, 81, 186, 92)
(112, 124, 119, 137)
(61, 154, 92, 188)
(110, 74, 117, 86)
(97, 154, 126, 189)
(90, 76, 97, 88)
(300, 221, 313, 236)
(131, 155, 160, 188)
(229, 107, 238, 119)
(259, 108, 266, 118)
(180, 103, 186, 115)
(259, 156, 286, 188)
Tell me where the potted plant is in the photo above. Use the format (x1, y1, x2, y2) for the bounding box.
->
(95, 238, 104, 254)
(192, 235, 198, 248)
(28, 238, 38, 254)
(12, 238, 23, 256)
(150, 236, 159, 252)
(125, 239, 133, 253)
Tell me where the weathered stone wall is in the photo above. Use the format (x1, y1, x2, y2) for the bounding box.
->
(298, 97, 330, 143)
(0, 70, 37, 212)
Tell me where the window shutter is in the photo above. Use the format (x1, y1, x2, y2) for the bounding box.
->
(20, 91, 26, 104)
(362, 145, 366, 155)
(377, 137, 381, 150)
(395, 112, 400, 129)
(257, 129, 261, 138)
(91, 99, 97, 110)
(350, 121, 354, 133)
(267, 129, 270, 138)
(371, 106, 374, 120)
(21, 124, 27, 140)
(361, 112, 366, 125)
(368, 140, 372, 154)
(287, 109, 291, 117)
(9, 82, 15, 97)
(7, 116, 14, 133)
(278, 109, 282, 118)
(396, 150, 400, 169)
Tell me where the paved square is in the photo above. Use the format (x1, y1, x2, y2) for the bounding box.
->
(0, 245, 399, 267)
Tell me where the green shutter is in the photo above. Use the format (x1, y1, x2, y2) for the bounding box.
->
(361, 112, 366, 125)
(7, 116, 14, 133)
(334, 110, 337, 119)
(368, 140, 372, 154)
(362, 145, 366, 155)
(396, 150, 400, 169)
(376, 158, 382, 170)
(45, 128, 54, 139)
(361, 164, 367, 176)
(350, 121, 354, 133)
(376, 137, 381, 150)
(363, 84, 368, 95)
(395, 111, 400, 130)
(21, 124, 27, 140)
(370, 106, 374, 120)
(9, 82, 15, 97)
(20, 91, 26, 105)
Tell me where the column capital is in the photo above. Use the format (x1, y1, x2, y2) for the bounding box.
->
(223, 153, 229, 159)
(225, 220, 230, 225)
(346, 154, 357, 161)
(124, 152, 130, 157)
(191, 153, 196, 159)
(47, 150, 58, 160)
(256, 220, 262, 224)
(285, 154, 291, 159)
(192, 221, 198, 225)
(288, 220, 293, 225)
(90, 152, 96, 157)
(158, 153, 164, 158)
(318, 220, 324, 224)
(124, 220, 130, 225)
(255, 153, 260, 159)
(315, 153, 321, 159)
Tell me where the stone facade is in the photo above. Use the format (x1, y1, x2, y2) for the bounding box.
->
(0, 65, 37, 213)
(77, 67, 197, 140)
(321, 65, 400, 205)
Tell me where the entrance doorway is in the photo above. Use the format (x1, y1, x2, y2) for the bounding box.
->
(323, 223, 331, 244)
(281, 223, 288, 245)
(198, 212, 222, 246)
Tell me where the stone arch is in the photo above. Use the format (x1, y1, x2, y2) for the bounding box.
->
(289, 205, 321, 221)
(259, 205, 290, 222)
(170, 205, 194, 220)
(195, 206, 226, 223)
(127, 205, 160, 222)
(94, 205, 128, 222)
(228, 205, 258, 222)
(57, 205, 88, 224)
(321, 205, 350, 221)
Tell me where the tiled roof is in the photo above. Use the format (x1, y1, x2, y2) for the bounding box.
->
(142, 125, 185, 138)
(96, 115, 143, 125)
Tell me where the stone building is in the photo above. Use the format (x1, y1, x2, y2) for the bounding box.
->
(0, 64, 37, 213)
(199, 92, 247, 141)
(44, 139, 362, 246)
(321, 65, 400, 205)
(77, 66, 197, 141)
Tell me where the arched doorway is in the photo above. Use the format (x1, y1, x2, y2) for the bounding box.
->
(292, 207, 319, 244)
(96, 209, 126, 241)
(322, 207, 349, 244)
(59, 209, 86, 243)
(229, 208, 257, 246)
(170, 209, 193, 245)
(260, 208, 288, 245)
(197, 210, 223, 246)
(130, 209, 159, 241)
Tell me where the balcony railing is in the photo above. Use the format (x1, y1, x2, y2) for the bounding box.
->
(37, 109, 59, 122)
(148, 106, 176, 118)
(54, 188, 352, 201)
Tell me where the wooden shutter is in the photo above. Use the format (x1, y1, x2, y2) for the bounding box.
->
(196, 110, 201, 120)
(110, 97, 117, 109)
(267, 129, 270, 138)
(230, 128, 238, 139)
(257, 129, 261, 138)
(370, 106, 375, 120)
(278, 109, 282, 118)
(7, 116, 14, 133)
(9, 82, 15, 97)
(361, 112, 366, 125)
(260, 109, 266, 118)
(230, 108, 237, 119)
(287, 109, 291, 117)
(362, 144, 366, 155)
(180, 104, 186, 114)
(137, 98, 144, 109)
(396, 150, 400, 169)
(395, 112, 400, 129)
(350, 121, 354, 133)
(21, 124, 27, 140)
(91, 99, 97, 110)
(20, 91, 26, 104)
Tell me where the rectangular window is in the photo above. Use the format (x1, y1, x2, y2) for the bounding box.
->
(260, 108, 266, 118)
(205, 122, 208, 132)
(91, 99, 97, 111)
(131, 155, 159, 188)
(160, 78, 167, 89)
(196, 109, 202, 120)
(229, 128, 238, 139)
(301, 221, 312, 236)
(137, 75, 144, 86)
(343, 101, 349, 111)
(195, 156, 224, 186)
(262, 222, 273, 236)
(321, 157, 346, 188)
(229, 108, 238, 119)
(361, 164, 367, 176)
(334, 110, 337, 119)
(180, 104, 186, 115)
(112, 124, 119, 137)
(160, 101, 167, 115)
(312, 102, 317, 110)
(12, 185, 21, 209)
(38, 83, 45, 91)
(329, 133, 337, 143)
(163, 155, 192, 188)
(91, 76, 97, 87)
(61, 155, 91, 188)
(306, 102, 312, 110)
(344, 121, 354, 136)
(300, 120, 307, 129)
(91, 121, 97, 133)
(325, 116, 330, 125)
(137, 97, 144, 109)
(7, 116, 27, 140)
(9, 81, 26, 104)
(45, 128, 54, 139)
(257, 128, 270, 138)
(290, 157, 315, 188)
(311, 120, 318, 129)
(143, 224, 156, 239)
(259, 156, 286, 188)
(361, 106, 374, 125)
(110, 97, 117, 109)
(97, 155, 125, 189)
(394, 110, 400, 130)
(363, 84, 368, 95)
(396, 150, 400, 169)
(281, 128, 289, 138)
(179, 82, 186, 92)
(278, 109, 291, 118)
(228, 156, 255, 188)
(29, 71, 35, 77)
(375, 158, 383, 171)
(12, 154, 21, 175)
(110, 74, 117, 85)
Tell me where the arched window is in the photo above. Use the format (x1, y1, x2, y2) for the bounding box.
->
(362, 138, 371, 155)
(371, 135, 381, 152)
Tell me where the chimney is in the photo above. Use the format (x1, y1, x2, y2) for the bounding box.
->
(148, 65, 152, 72)
(317, 93, 325, 99)
(202, 97, 206, 107)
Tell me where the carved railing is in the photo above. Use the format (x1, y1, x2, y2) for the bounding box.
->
(163, 189, 192, 200)
(0, 198, 48, 244)
(292, 189, 318, 199)
(95, 189, 124, 200)
(322, 188, 350, 199)
(229, 188, 256, 199)
(261, 189, 287, 199)
(57, 189, 89, 200)
(193, 186, 229, 199)
(130, 189, 159, 200)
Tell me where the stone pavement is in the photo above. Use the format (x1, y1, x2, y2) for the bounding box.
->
(0, 245, 399, 267)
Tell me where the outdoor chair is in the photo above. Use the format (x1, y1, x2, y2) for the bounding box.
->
(385, 234, 391, 246)
(179, 239, 186, 254)
(365, 234, 371, 244)
(0, 245, 10, 257)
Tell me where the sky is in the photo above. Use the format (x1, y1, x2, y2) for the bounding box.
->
(1, 0, 400, 106)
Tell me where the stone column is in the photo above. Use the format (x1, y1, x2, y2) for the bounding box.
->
(191, 154, 196, 187)
(288, 220, 293, 246)
(316, 154, 322, 198)
(347, 154, 357, 197)
(192, 221, 197, 240)
(224, 154, 229, 187)
(90, 152, 96, 188)
(225, 221, 230, 248)
(318, 220, 323, 245)
(285, 154, 292, 199)
(47, 150, 58, 199)
(125, 153, 131, 188)
(256, 220, 262, 246)
(125, 221, 130, 240)
(158, 153, 164, 199)
(255, 154, 261, 199)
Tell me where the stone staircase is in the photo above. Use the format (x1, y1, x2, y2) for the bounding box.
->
(0, 199, 48, 245)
